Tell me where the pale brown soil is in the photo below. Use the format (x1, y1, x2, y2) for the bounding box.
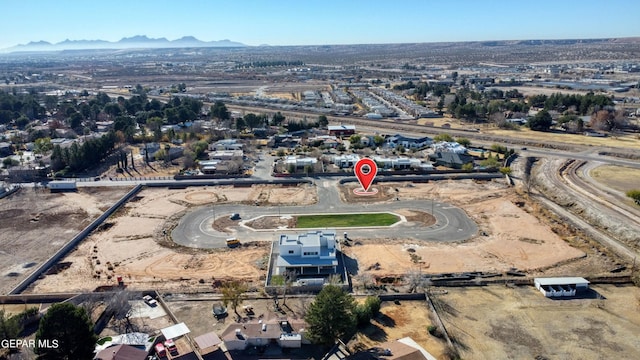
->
(25, 180, 605, 294)
(344, 181, 585, 277)
(394, 209, 436, 226)
(28, 184, 315, 293)
(437, 285, 640, 359)
(0, 187, 131, 295)
(349, 300, 448, 360)
(245, 215, 296, 230)
(339, 183, 397, 202)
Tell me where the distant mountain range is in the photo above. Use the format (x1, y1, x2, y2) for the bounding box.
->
(3, 36, 639, 54)
(1, 35, 247, 53)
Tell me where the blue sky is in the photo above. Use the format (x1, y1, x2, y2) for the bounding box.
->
(1, 0, 639, 49)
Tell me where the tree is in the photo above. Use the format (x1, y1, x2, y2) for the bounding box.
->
(15, 115, 30, 129)
(243, 113, 263, 129)
(373, 135, 385, 148)
(627, 190, 640, 206)
(103, 103, 122, 119)
(235, 116, 247, 130)
(2, 157, 19, 168)
(271, 112, 286, 126)
(527, 110, 553, 131)
(433, 133, 453, 142)
(354, 296, 381, 327)
(317, 115, 329, 128)
(479, 157, 501, 169)
(433, 95, 444, 114)
(499, 166, 512, 175)
(0, 309, 22, 345)
(455, 137, 471, 147)
(348, 134, 361, 148)
(210, 101, 230, 121)
(34, 137, 52, 154)
(221, 281, 248, 319)
(305, 285, 356, 346)
(35, 302, 97, 360)
(44, 95, 58, 112)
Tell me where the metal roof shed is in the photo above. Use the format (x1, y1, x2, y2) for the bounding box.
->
(161, 322, 191, 340)
(194, 332, 222, 353)
(534, 277, 589, 287)
(534, 277, 589, 298)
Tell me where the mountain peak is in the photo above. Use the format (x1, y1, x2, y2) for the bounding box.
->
(177, 36, 199, 41)
(119, 35, 151, 42)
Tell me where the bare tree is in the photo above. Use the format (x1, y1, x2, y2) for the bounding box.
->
(108, 290, 136, 334)
(296, 296, 311, 318)
(354, 272, 375, 291)
(182, 151, 196, 169)
(404, 269, 425, 293)
(327, 274, 342, 285)
(79, 296, 103, 320)
(522, 157, 538, 196)
(271, 270, 297, 306)
(523, 170, 537, 196)
(489, 112, 507, 128)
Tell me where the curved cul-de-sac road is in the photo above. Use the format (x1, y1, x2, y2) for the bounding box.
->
(171, 180, 478, 249)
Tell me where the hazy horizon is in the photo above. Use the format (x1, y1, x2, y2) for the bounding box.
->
(2, 0, 639, 49)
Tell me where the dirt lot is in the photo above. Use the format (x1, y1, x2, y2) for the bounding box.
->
(0, 187, 130, 295)
(25, 179, 608, 294)
(339, 183, 397, 202)
(28, 185, 315, 293)
(436, 285, 640, 359)
(344, 180, 585, 278)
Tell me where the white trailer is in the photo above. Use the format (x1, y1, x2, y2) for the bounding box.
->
(48, 180, 77, 192)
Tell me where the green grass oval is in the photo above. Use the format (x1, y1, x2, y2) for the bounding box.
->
(295, 213, 399, 228)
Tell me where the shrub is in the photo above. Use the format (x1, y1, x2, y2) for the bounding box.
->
(364, 296, 381, 316)
(626, 189, 640, 205)
(427, 325, 438, 335)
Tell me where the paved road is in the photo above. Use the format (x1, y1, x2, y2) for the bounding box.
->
(171, 179, 478, 248)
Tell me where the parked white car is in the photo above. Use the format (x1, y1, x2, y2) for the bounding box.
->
(143, 295, 157, 307)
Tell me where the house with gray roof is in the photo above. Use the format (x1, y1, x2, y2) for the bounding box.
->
(429, 151, 474, 169)
(386, 134, 432, 149)
(221, 319, 308, 351)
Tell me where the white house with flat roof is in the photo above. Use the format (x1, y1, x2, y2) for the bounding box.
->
(275, 231, 338, 276)
(332, 154, 360, 168)
(283, 156, 317, 168)
(372, 156, 421, 170)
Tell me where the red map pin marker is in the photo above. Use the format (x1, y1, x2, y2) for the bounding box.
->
(354, 158, 378, 195)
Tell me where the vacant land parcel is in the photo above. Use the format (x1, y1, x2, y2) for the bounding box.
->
(27, 185, 316, 293)
(436, 285, 640, 359)
(0, 187, 130, 294)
